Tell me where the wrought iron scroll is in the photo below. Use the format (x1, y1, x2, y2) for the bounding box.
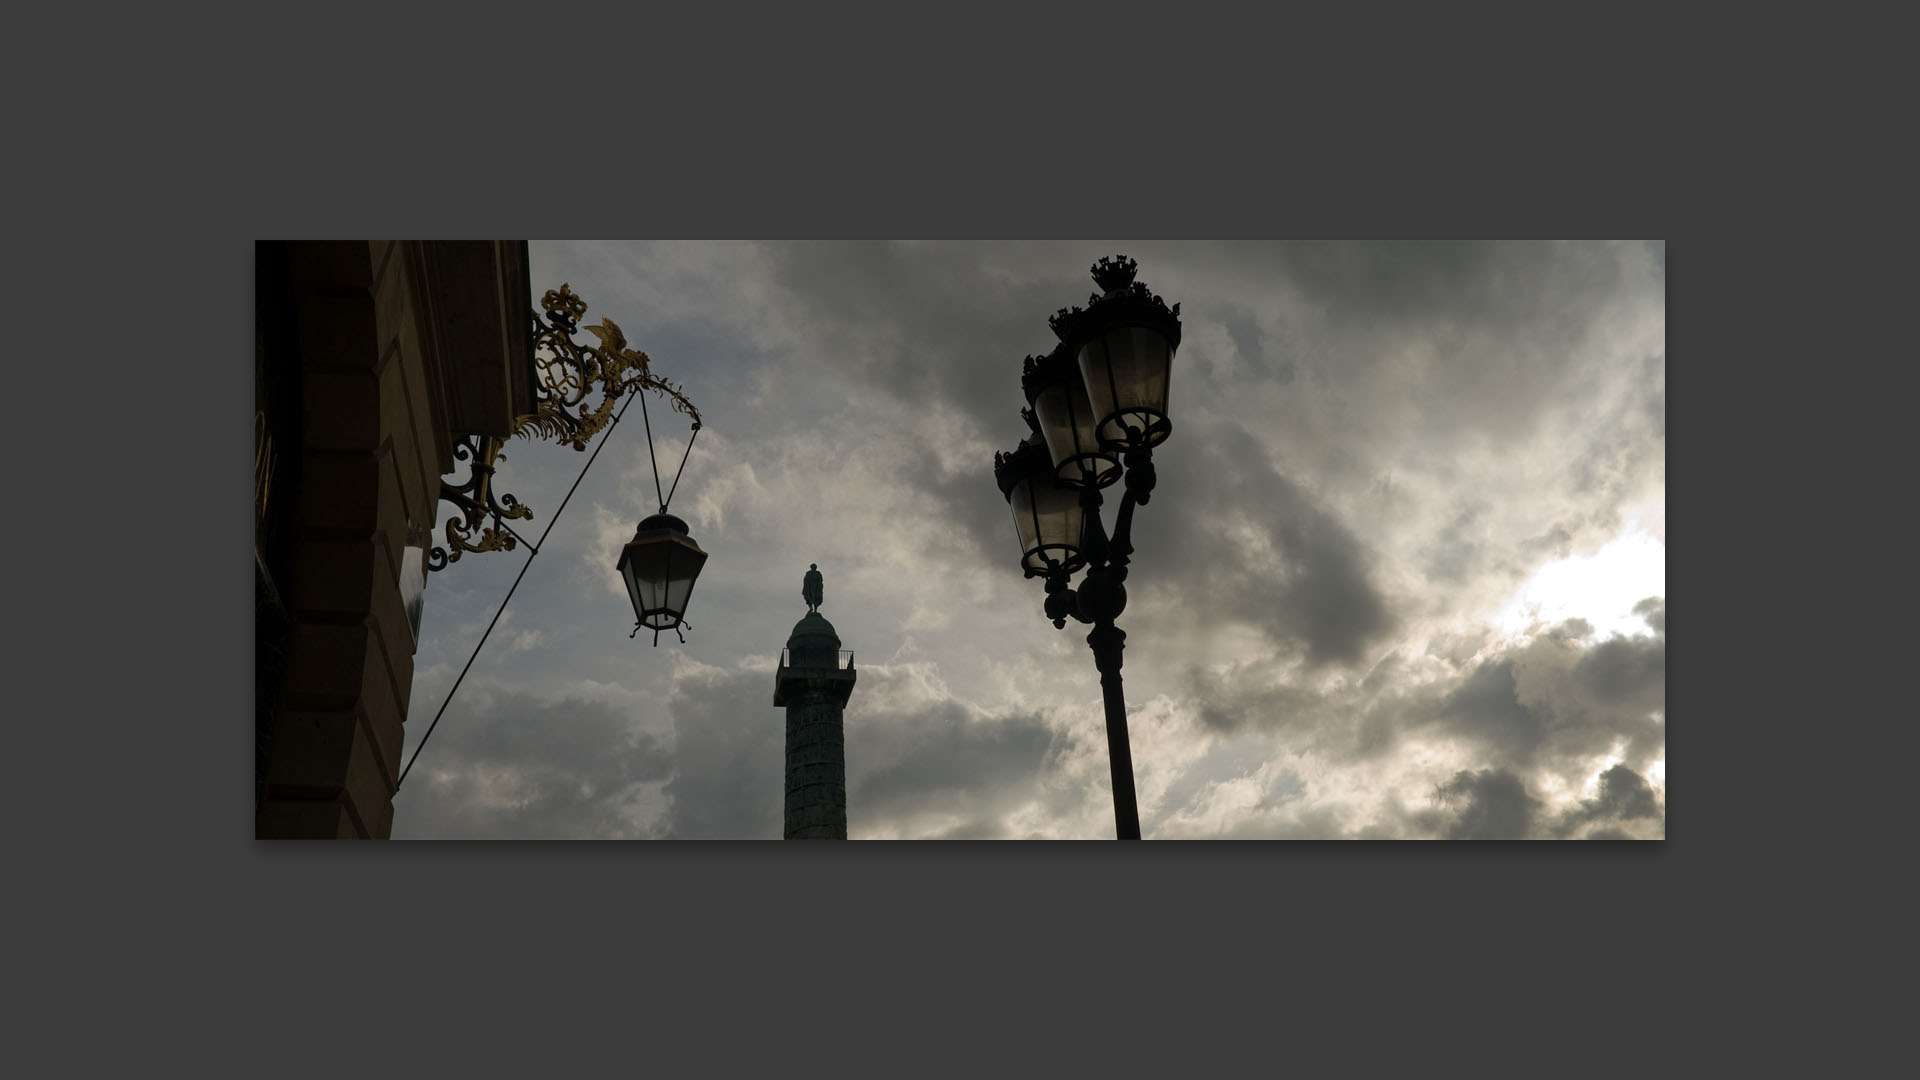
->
(428, 433, 531, 570)
(430, 283, 704, 572)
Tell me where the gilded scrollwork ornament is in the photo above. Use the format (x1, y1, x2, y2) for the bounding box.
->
(430, 283, 702, 572)
(428, 434, 533, 570)
(515, 284, 701, 452)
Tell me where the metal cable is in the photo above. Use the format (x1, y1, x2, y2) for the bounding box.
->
(395, 392, 640, 793)
(662, 422, 701, 511)
(639, 381, 666, 514)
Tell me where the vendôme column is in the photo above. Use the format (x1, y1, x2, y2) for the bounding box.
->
(773, 563, 857, 839)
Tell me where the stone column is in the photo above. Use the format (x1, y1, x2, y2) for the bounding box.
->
(784, 685, 848, 839)
(773, 601, 856, 840)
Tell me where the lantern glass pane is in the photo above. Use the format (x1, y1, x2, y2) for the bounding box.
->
(1033, 376, 1120, 488)
(1009, 470, 1085, 575)
(661, 551, 706, 623)
(621, 535, 709, 629)
(620, 558, 644, 611)
(1079, 326, 1172, 449)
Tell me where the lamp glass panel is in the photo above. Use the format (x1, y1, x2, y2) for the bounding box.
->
(620, 558, 644, 612)
(622, 536, 708, 629)
(1010, 470, 1085, 575)
(1079, 326, 1172, 449)
(1033, 376, 1120, 488)
(659, 548, 707, 625)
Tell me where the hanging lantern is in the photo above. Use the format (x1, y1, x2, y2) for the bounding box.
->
(617, 513, 709, 644)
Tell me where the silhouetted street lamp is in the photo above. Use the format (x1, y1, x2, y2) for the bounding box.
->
(994, 255, 1181, 840)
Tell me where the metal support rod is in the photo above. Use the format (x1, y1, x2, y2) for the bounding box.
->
(1056, 466, 1152, 838)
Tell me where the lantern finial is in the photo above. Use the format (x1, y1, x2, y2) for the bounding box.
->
(1091, 255, 1138, 294)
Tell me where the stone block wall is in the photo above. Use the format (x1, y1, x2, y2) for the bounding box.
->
(258, 242, 444, 839)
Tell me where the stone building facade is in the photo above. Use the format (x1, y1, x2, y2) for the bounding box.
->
(254, 241, 536, 838)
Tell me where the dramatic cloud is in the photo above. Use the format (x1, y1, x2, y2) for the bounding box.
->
(1434, 768, 1541, 840)
(658, 665, 783, 840)
(391, 240, 1665, 840)
(1633, 596, 1665, 635)
(395, 687, 673, 840)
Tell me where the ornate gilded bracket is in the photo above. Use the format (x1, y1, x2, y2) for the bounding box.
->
(428, 433, 532, 571)
(518, 284, 701, 448)
(430, 283, 703, 572)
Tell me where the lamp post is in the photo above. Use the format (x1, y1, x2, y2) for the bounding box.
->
(994, 255, 1181, 840)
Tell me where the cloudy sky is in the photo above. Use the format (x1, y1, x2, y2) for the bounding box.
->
(390, 240, 1665, 840)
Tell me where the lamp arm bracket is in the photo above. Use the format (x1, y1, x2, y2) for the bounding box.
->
(1077, 483, 1112, 569)
(1043, 570, 1089, 628)
(1110, 486, 1140, 572)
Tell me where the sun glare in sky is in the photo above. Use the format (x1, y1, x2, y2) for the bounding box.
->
(1493, 513, 1665, 642)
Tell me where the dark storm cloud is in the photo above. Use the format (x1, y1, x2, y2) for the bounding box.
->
(393, 688, 672, 840)
(1424, 632, 1667, 774)
(1176, 653, 1419, 766)
(847, 700, 1057, 834)
(756, 240, 1081, 434)
(1278, 241, 1637, 343)
(1551, 764, 1664, 839)
(1549, 618, 1595, 642)
(580, 242, 1091, 594)
(1165, 603, 1667, 842)
(713, 238, 1654, 662)
(661, 667, 784, 839)
(1143, 240, 1660, 438)
(923, 456, 1017, 577)
(1183, 662, 1334, 737)
(655, 661, 1070, 840)
(1589, 764, 1661, 820)
(1146, 242, 1664, 620)
(1433, 768, 1540, 840)
(1439, 659, 1544, 764)
(1574, 636, 1666, 713)
(1633, 596, 1665, 634)
(1131, 421, 1396, 667)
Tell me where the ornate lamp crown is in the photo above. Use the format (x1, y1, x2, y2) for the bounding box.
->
(1073, 257, 1183, 353)
(1020, 344, 1077, 402)
(1091, 255, 1139, 294)
(993, 439, 1049, 499)
(1050, 256, 1182, 345)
